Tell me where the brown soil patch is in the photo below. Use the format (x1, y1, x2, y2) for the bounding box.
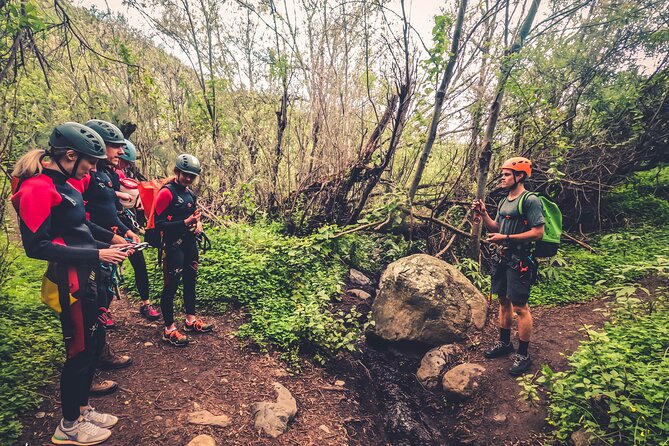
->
(451, 298, 609, 445)
(17, 296, 377, 446)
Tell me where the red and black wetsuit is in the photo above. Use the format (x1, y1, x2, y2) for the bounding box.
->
(12, 168, 113, 422)
(69, 164, 130, 307)
(69, 165, 130, 236)
(154, 180, 198, 326)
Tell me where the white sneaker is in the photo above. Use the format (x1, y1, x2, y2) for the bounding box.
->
(51, 417, 112, 445)
(81, 407, 118, 428)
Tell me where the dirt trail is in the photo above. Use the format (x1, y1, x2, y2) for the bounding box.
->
(17, 296, 377, 445)
(18, 293, 609, 446)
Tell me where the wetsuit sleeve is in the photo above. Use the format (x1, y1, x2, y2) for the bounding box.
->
(154, 187, 188, 231)
(13, 183, 99, 262)
(114, 214, 131, 235)
(85, 220, 115, 244)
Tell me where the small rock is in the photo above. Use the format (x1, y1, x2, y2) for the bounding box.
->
(187, 434, 216, 446)
(349, 268, 372, 286)
(193, 402, 201, 409)
(416, 344, 461, 389)
(442, 363, 486, 399)
(252, 382, 298, 438)
(187, 410, 231, 427)
(35, 412, 46, 419)
(348, 289, 371, 300)
(334, 380, 345, 387)
(182, 378, 189, 383)
(221, 378, 229, 383)
(272, 368, 289, 377)
(319, 424, 331, 434)
(154, 416, 163, 421)
(144, 342, 153, 346)
(492, 413, 507, 423)
(571, 428, 603, 446)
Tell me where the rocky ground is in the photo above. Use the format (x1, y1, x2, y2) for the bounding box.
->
(18, 285, 608, 446)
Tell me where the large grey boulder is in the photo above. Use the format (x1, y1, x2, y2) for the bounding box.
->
(371, 254, 487, 344)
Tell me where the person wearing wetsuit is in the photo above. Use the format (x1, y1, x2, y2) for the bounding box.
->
(11, 122, 131, 445)
(114, 138, 160, 321)
(155, 154, 212, 346)
(69, 119, 135, 372)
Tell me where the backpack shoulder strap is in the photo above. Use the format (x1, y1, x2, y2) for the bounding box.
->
(517, 191, 537, 217)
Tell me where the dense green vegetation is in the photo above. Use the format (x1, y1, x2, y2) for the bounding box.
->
(535, 295, 669, 445)
(0, 245, 61, 444)
(124, 222, 416, 365)
(514, 168, 669, 445)
(532, 167, 669, 305)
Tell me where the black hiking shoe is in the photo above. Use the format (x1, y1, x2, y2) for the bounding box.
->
(509, 353, 532, 376)
(484, 341, 515, 359)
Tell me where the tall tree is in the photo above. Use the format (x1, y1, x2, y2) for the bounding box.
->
(408, 0, 468, 202)
(470, 0, 541, 260)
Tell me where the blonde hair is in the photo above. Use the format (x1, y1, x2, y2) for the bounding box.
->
(11, 147, 69, 179)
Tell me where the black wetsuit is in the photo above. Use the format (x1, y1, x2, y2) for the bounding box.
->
(70, 164, 130, 307)
(12, 168, 113, 422)
(154, 180, 198, 326)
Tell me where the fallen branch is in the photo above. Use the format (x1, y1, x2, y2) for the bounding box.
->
(331, 217, 388, 239)
(399, 205, 490, 245)
(562, 231, 598, 253)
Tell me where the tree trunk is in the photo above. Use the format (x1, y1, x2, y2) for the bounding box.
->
(470, 0, 542, 260)
(408, 0, 468, 202)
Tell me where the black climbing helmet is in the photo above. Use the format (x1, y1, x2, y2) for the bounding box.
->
(175, 153, 201, 176)
(85, 119, 125, 144)
(49, 122, 107, 159)
(120, 139, 137, 163)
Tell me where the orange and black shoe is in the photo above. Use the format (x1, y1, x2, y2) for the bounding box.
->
(183, 318, 213, 333)
(162, 328, 189, 347)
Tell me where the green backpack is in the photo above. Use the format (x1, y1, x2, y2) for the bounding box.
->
(517, 192, 562, 258)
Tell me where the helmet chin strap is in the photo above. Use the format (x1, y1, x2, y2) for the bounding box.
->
(509, 171, 522, 192)
(49, 151, 82, 178)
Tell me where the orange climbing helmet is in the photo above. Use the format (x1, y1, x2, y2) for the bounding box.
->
(501, 156, 532, 178)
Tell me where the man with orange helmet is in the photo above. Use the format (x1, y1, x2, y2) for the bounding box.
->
(472, 156, 545, 375)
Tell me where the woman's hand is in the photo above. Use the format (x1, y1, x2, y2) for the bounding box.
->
(185, 209, 201, 227)
(194, 221, 203, 235)
(99, 247, 130, 264)
(110, 234, 126, 245)
(116, 191, 132, 202)
(125, 230, 141, 243)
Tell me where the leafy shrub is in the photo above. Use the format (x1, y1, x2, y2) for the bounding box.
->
(334, 231, 418, 274)
(531, 226, 669, 306)
(0, 246, 62, 445)
(603, 166, 669, 225)
(535, 295, 669, 445)
(125, 222, 363, 365)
